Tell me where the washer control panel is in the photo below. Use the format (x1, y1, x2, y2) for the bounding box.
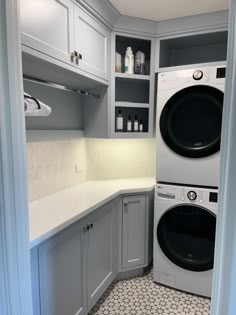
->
(156, 184, 218, 207)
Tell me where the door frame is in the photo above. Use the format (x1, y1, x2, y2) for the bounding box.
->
(211, 1, 236, 314)
(0, 0, 32, 314)
(1, 1, 236, 315)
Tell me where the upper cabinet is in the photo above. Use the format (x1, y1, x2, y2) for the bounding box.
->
(20, 0, 110, 84)
(74, 6, 110, 81)
(20, 0, 74, 66)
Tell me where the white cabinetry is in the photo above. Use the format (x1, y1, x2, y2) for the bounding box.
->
(74, 6, 110, 81)
(20, 0, 110, 83)
(20, 0, 74, 65)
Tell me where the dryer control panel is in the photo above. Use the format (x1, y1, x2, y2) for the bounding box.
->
(156, 183, 218, 209)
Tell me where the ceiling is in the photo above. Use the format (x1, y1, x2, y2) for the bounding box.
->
(108, 0, 229, 21)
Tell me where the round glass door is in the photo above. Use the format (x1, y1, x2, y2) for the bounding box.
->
(157, 205, 216, 271)
(160, 85, 223, 158)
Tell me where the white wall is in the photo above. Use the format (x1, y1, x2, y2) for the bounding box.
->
(86, 138, 156, 180)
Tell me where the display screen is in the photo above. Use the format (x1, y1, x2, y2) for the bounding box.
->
(216, 67, 226, 79)
(209, 192, 218, 203)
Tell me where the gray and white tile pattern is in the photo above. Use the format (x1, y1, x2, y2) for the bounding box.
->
(89, 269, 210, 315)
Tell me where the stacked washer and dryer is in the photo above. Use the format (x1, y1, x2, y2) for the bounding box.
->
(153, 66, 225, 297)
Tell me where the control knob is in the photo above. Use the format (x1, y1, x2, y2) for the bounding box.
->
(193, 70, 203, 80)
(187, 191, 197, 201)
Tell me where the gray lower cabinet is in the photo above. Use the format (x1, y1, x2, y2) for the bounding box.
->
(122, 195, 146, 269)
(37, 221, 86, 315)
(30, 193, 153, 314)
(31, 200, 117, 315)
(121, 193, 154, 270)
(85, 201, 117, 309)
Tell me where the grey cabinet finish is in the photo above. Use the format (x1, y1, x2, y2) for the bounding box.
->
(38, 222, 85, 315)
(85, 201, 116, 309)
(74, 6, 110, 81)
(122, 195, 146, 269)
(20, 0, 74, 65)
(30, 193, 153, 315)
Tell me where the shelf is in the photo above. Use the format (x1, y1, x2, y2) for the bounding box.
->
(159, 31, 228, 69)
(113, 132, 151, 139)
(115, 102, 149, 108)
(115, 73, 150, 81)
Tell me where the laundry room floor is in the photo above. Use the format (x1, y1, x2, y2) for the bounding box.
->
(89, 269, 210, 315)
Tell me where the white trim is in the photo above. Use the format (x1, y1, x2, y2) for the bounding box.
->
(0, 0, 32, 314)
(211, 1, 236, 315)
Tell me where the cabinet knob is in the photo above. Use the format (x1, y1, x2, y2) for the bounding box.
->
(78, 53, 82, 60)
(124, 202, 128, 206)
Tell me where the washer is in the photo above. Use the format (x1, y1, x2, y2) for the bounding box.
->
(153, 183, 218, 297)
(156, 65, 225, 187)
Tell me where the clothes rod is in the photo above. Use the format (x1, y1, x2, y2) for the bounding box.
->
(23, 75, 100, 99)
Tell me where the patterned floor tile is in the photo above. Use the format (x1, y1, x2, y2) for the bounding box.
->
(89, 269, 210, 315)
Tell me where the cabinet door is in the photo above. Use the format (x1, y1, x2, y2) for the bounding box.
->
(38, 222, 86, 315)
(122, 195, 146, 268)
(86, 202, 115, 308)
(20, 0, 74, 65)
(74, 5, 110, 81)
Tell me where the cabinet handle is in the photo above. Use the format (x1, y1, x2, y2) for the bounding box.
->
(83, 224, 90, 231)
(124, 202, 128, 206)
(75, 52, 82, 64)
(89, 223, 93, 230)
(70, 51, 75, 61)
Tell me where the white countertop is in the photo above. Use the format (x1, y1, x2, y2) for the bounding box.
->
(29, 177, 155, 248)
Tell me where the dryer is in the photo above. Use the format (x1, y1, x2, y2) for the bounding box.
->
(156, 66, 225, 187)
(153, 183, 218, 297)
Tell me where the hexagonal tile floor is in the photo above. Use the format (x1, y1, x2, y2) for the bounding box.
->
(89, 269, 210, 315)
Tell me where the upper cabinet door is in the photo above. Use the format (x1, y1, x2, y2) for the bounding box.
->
(20, 0, 74, 65)
(74, 5, 110, 81)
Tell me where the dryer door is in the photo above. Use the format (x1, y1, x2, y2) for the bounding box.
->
(157, 204, 216, 271)
(160, 85, 223, 158)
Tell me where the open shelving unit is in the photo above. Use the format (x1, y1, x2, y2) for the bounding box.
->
(111, 34, 155, 138)
(157, 30, 228, 71)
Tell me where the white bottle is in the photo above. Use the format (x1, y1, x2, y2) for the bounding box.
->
(124, 47, 134, 74)
(127, 115, 132, 131)
(115, 52, 122, 73)
(116, 110, 123, 131)
(139, 120, 143, 132)
(134, 115, 139, 131)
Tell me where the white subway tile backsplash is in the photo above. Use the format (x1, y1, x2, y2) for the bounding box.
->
(27, 137, 155, 201)
(27, 138, 87, 201)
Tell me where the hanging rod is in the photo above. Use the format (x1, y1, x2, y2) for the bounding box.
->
(23, 75, 100, 99)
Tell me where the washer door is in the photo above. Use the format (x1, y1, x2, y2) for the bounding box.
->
(160, 85, 223, 158)
(157, 204, 216, 271)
